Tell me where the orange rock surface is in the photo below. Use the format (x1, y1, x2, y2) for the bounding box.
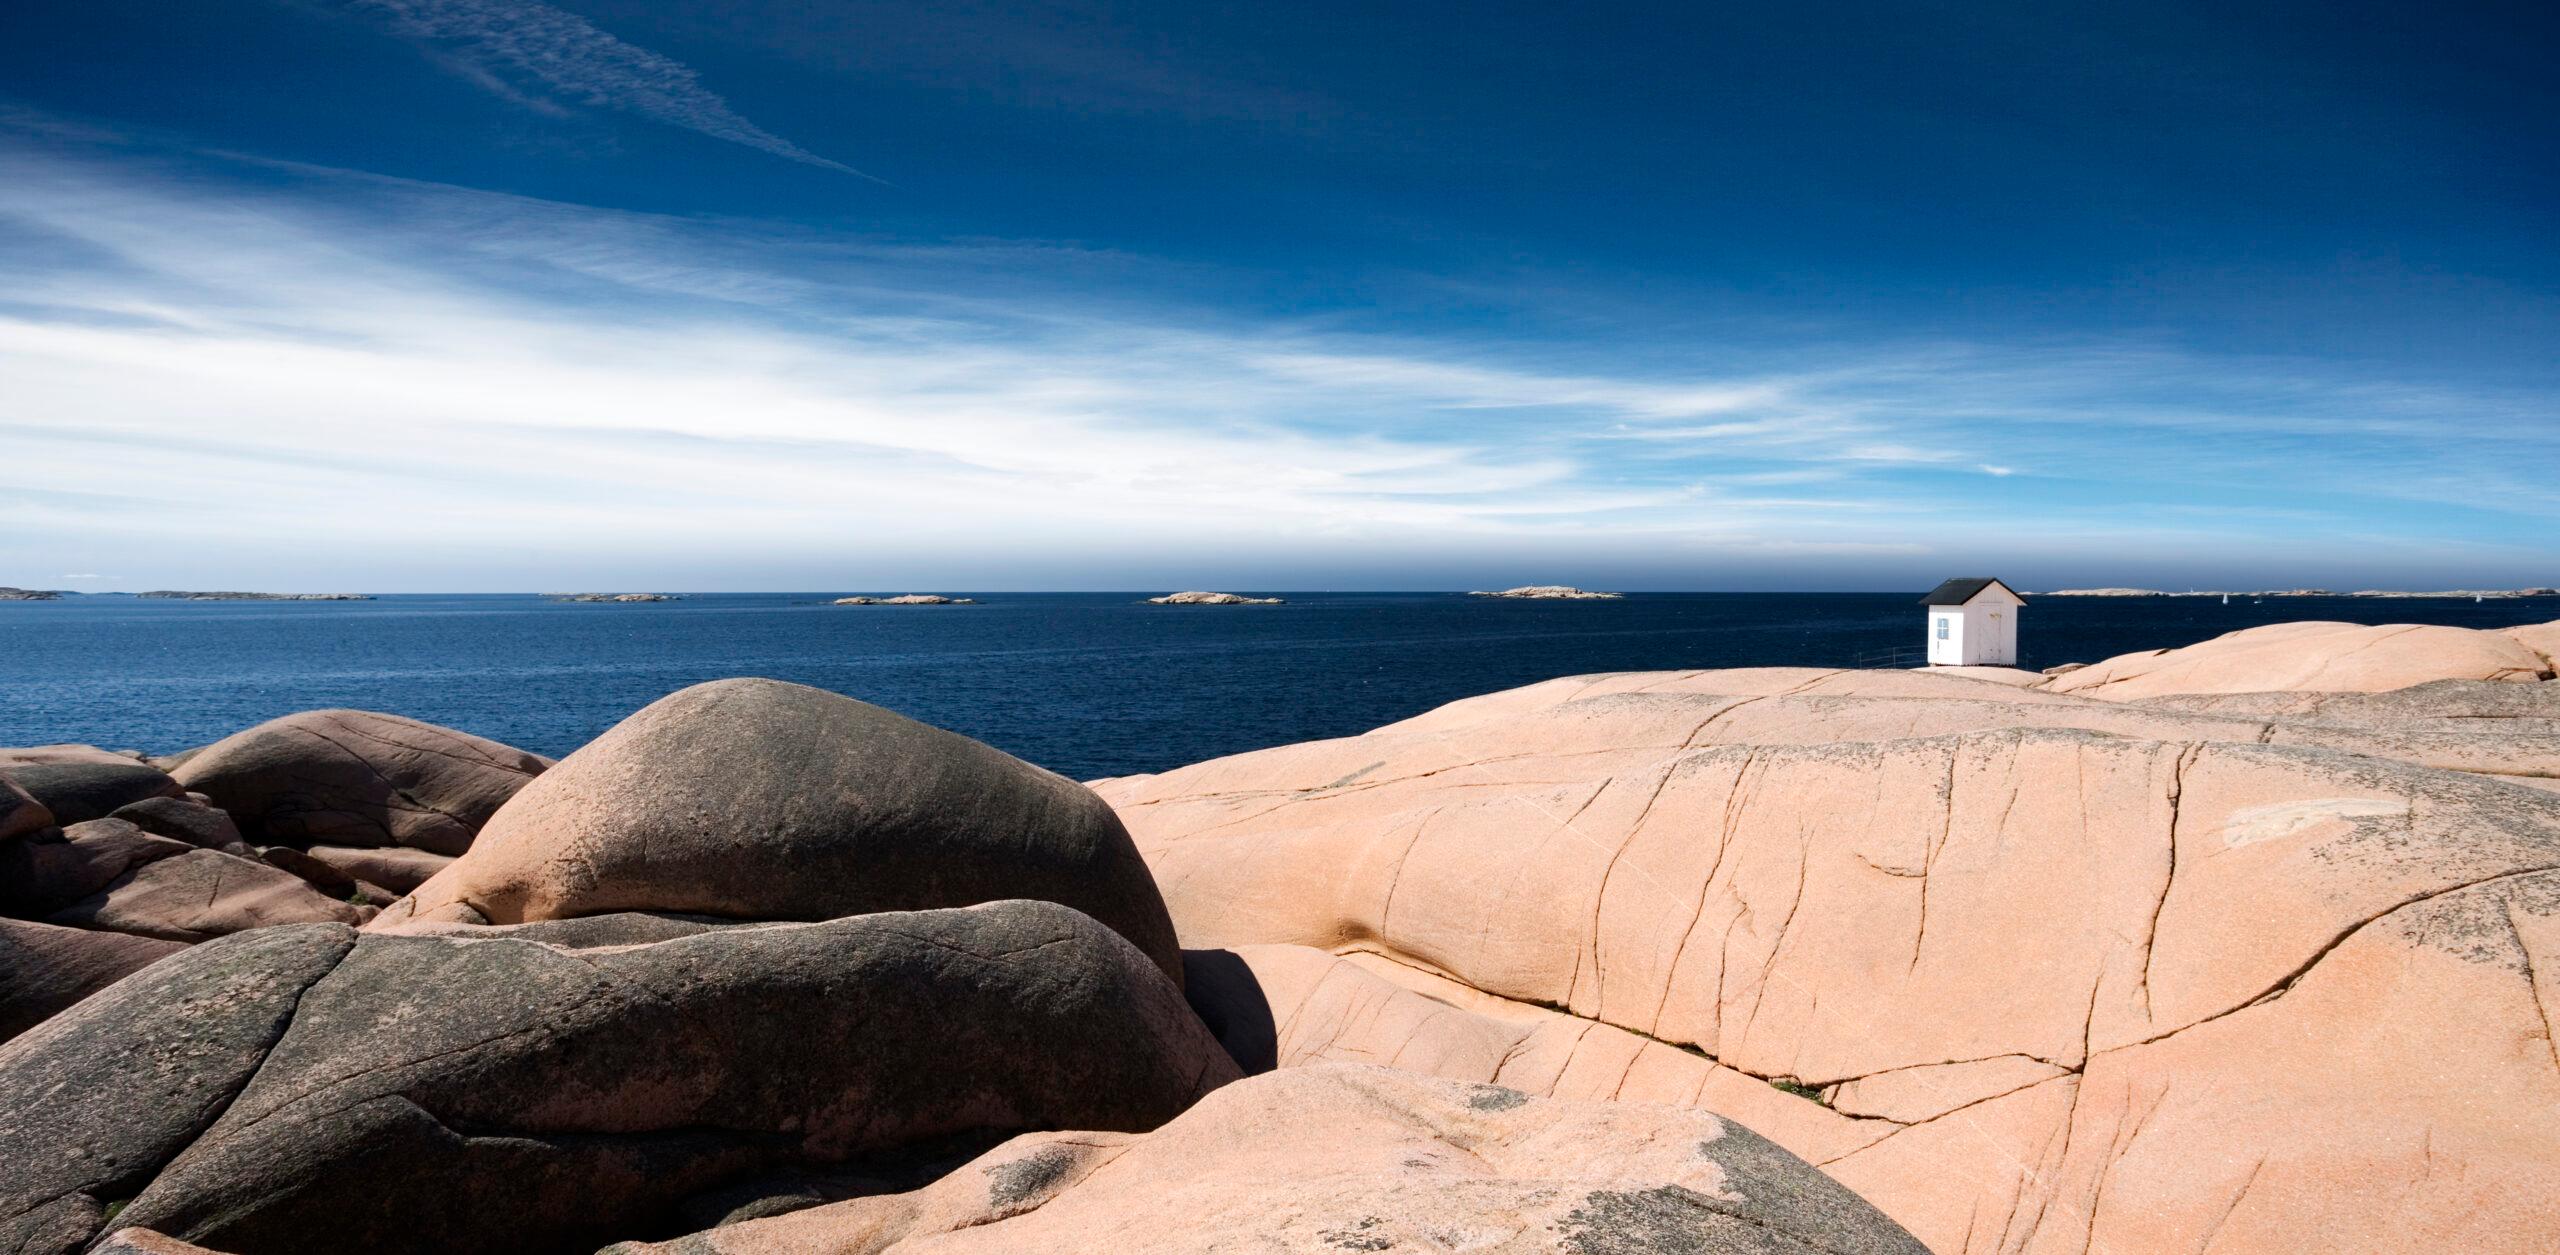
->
(605, 1063, 1928, 1254)
(2038, 619, 2559, 700)
(1098, 660, 2560, 1255)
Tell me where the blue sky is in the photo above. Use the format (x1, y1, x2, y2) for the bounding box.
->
(2, 0, 2554, 591)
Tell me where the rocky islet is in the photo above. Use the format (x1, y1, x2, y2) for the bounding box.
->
(1144, 591, 1283, 604)
(1468, 585, 1624, 599)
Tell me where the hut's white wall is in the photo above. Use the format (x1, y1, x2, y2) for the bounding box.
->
(1925, 607, 1967, 664)
(1971, 597, 2016, 665)
(1925, 591, 2020, 665)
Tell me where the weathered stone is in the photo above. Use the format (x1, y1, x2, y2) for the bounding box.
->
(1178, 944, 1897, 1165)
(1101, 684, 2560, 1254)
(2038, 618, 2559, 699)
(1357, 666, 2099, 742)
(0, 744, 147, 769)
(2136, 676, 2560, 732)
(373, 679, 1183, 986)
(603, 1063, 1925, 1255)
(0, 819, 195, 917)
(0, 776, 51, 843)
(151, 746, 206, 774)
(172, 709, 547, 855)
(111, 796, 252, 855)
(297, 844, 453, 893)
(0, 925, 357, 1255)
(1, 761, 184, 825)
(377, 910, 747, 948)
(250, 845, 360, 897)
(112, 901, 1236, 1255)
(91, 1229, 231, 1255)
(45, 848, 367, 942)
(0, 918, 188, 1043)
(1108, 683, 2560, 811)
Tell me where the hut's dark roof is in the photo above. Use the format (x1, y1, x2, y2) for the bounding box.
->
(1917, 578, 2025, 606)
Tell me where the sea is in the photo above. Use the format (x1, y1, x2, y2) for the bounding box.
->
(4, 592, 2554, 782)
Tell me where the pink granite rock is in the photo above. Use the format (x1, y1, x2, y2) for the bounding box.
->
(603, 1063, 1925, 1255)
(1099, 667, 2560, 1255)
(2038, 618, 2559, 700)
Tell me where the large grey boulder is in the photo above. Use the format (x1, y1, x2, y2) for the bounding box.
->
(0, 925, 357, 1255)
(372, 679, 1185, 985)
(172, 709, 547, 855)
(0, 762, 183, 826)
(0, 918, 188, 1043)
(372, 910, 743, 948)
(79, 900, 1234, 1255)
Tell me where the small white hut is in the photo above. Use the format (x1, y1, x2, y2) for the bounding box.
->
(1919, 577, 2026, 666)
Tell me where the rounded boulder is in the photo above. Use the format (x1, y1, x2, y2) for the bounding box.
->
(373, 679, 1184, 984)
(1, 762, 183, 826)
(100, 902, 1234, 1255)
(173, 709, 547, 855)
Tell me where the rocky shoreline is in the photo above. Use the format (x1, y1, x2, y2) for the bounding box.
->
(5, 615, 2557, 1254)
(832, 594, 976, 604)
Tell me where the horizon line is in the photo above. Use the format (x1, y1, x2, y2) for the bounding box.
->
(11, 587, 2559, 598)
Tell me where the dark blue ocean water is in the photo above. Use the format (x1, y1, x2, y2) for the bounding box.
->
(3, 593, 2553, 780)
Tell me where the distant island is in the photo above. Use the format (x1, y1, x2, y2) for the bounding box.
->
(0, 587, 63, 600)
(1145, 591, 1284, 605)
(136, 590, 372, 601)
(547, 593, 681, 603)
(833, 594, 977, 605)
(1468, 585, 1623, 600)
(2041, 587, 2559, 599)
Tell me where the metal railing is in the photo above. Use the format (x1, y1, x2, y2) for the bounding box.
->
(1852, 645, 1930, 669)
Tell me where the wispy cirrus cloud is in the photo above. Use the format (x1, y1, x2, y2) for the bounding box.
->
(340, 0, 880, 179)
(2, 135, 2555, 590)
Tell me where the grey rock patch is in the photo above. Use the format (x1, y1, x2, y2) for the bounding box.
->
(0, 925, 356, 1255)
